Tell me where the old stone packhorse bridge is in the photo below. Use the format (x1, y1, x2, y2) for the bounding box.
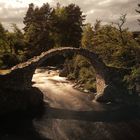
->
(0, 47, 127, 103)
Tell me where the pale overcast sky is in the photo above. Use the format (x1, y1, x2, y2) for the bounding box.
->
(0, 0, 139, 31)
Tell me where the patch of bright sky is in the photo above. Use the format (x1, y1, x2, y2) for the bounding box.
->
(86, 10, 95, 15)
(98, 0, 111, 5)
(0, 0, 53, 8)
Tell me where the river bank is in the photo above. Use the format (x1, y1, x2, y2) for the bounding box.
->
(64, 74, 140, 106)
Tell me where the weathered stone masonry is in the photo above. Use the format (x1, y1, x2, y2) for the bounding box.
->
(0, 47, 110, 93)
(0, 47, 128, 113)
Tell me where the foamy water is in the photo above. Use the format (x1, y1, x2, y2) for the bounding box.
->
(32, 68, 95, 111)
(32, 68, 68, 85)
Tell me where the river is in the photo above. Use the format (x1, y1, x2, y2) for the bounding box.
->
(0, 67, 140, 140)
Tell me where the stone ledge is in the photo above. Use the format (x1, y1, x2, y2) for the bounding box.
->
(94, 84, 140, 105)
(0, 87, 43, 116)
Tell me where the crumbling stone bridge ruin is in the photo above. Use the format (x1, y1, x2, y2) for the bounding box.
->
(0, 47, 128, 113)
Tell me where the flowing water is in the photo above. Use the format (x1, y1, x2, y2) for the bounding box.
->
(0, 67, 140, 140)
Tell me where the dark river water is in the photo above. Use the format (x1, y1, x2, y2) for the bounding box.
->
(0, 68, 140, 140)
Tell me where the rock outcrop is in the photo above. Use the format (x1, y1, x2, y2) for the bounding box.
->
(0, 87, 43, 115)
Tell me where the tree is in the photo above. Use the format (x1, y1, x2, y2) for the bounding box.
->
(115, 14, 127, 45)
(9, 24, 25, 54)
(4, 24, 25, 55)
(23, 3, 54, 56)
(64, 4, 85, 48)
(81, 23, 94, 49)
(51, 3, 85, 48)
(23, 2, 85, 57)
(0, 23, 27, 68)
(0, 23, 7, 53)
(136, 4, 140, 24)
(23, 3, 34, 32)
(86, 15, 139, 69)
(50, 3, 67, 47)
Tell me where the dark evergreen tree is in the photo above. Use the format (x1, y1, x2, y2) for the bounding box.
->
(51, 3, 85, 48)
(0, 23, 7, 53)
(64, 4, 85, 48)
(23, 3, 54, 56)
(136, 4, 140, 24)
(23, 3, 34, 32)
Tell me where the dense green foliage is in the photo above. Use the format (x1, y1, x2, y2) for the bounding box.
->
(67, 15, 140, 92)
(0, 3, 84, 67)
(51, 3, 85, 48)
(0, 24, 27, 68)
(0, 2, 139, 93)
(23, 3, 84, 57)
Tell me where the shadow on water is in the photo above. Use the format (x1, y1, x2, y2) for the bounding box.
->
(0, 108, 51, 140)
(1, 102, 140, 140)
(43, 104, 140, 122)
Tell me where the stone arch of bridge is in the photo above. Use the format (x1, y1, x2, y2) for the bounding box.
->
(32, 47, 109, 93)
(0, 47, 129, 103)
(0, 47, 111, 94)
